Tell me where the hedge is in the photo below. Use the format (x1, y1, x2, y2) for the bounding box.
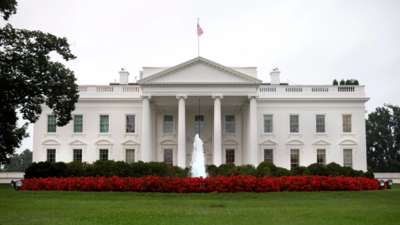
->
(25, 161, 374, 179)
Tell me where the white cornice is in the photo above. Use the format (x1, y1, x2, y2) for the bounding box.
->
(139, 82, 261, 86)
(138, 56, 262, 84)
(78, 98, 142, 102)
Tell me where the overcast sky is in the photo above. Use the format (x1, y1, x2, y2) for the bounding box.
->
(2, 0, 399, 154)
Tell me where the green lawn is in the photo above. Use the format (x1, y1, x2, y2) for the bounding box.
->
(0, 184, 399, 225)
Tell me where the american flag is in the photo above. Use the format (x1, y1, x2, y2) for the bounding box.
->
(197, 23, 203, 36)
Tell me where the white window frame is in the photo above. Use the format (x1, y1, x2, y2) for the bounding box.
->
(98, 114, 112, 137)
(121, 140, 140, 163)
(259, 139, 278, 164)
(94, 139, 113, 160)
(341, 113, 355, 137)
(339, 139, 358, 168)
(71, 114, 85, 137)
(343, 149, 353, 168)
(41, 139, 60, 161)
(44, 114, 58, 137)
(123, 113, 138, 138)
(290, 149, 300, 171)
(222, 140, 240, 165)
(261, 114, 275, 137)
(312, 139, 331, 165)
(159, 140, 177, 166)
(286, 139, 304, 168)
(46, 149, 56, 162)
(223, 114, 236, 137)
(68, 139, 87, 162)
(287, 114, 302, 138)
(194, 114, 205, 134)
(314, 113, 328, 137)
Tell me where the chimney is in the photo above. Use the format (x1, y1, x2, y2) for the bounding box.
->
(119, 68, 129, 85)
(270, 68, 280, 85)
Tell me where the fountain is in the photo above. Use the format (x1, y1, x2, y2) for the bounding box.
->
(190, 134, 208, 177)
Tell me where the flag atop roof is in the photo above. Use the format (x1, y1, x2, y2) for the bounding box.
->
(197, 23, 203, 36)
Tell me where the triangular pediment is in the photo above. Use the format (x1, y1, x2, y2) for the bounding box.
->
(121, 139, 140, 146)
(68, 139, 87, 146)
(139, 57, 262, 84)
(259, 139, 278, 146)
(312, 139, 331, 146)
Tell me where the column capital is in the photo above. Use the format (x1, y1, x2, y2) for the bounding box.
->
(141, 95, 151, 100)
(212, 95, 223, 100)
(248, 95, 259, 100)
(176, 95, 187, 100)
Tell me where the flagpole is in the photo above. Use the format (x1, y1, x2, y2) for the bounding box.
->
(198, 18, 200, 56)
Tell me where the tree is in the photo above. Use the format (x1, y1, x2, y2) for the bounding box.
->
(332, 79, 338, 85)
(366, 104, 400, 172)
(0, 1, 79, 164)
(3, 149, 32, 172)
(353, 80, 359, 85)
(0, 0, 17, 20)
(345, 79, 353, 85)
(339, 79, 345, 85)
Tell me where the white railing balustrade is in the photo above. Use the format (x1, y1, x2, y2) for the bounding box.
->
(338, 87, 354, 92)
(77, 87, 87, 92)
(286, 87, 302, 92)
(312, 87, 329, 92)
(259, 87, 276, 92)
(96, 87, 114, 92)
(123, 87, 140, 92)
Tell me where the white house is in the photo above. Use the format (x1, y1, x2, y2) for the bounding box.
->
(32, 56, 369, 171)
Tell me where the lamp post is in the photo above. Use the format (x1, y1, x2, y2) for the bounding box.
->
(379, 180, 385, 190)
(11, 180, 23, 191)
(387, 179, 393, 189)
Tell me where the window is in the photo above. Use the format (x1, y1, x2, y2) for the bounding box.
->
(126, 149, 135, 164)
(316, 115, 325, 133)
(264, 115, 273, 133)
(226, 149, 235, 165)
(164, 149, 173, 166)
(73, 149, 82, 162)
(100, 149, 108, 161)
(47, 149, 55, 162)
(126, 115, 135, 133)
(343, 115, 352, 133)
(225, 116, 235, 133)
(264, 149, 273, 163)
(164, 116, 173, 133)
(343, 149, 352, 168)
(290, 115, 299, 133)
(317, 149, 326, 165)
(47, 115, 56, 133)
(290, 149, 299, 170)
(195, 115, 204, 133)
(74, 115, 83, 133)
(100, 115, 109, 133)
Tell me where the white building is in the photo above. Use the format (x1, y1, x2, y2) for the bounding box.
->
(32, 57, 369, 171)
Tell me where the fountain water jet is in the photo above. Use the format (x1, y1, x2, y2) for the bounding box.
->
(190, 134, 208, 177)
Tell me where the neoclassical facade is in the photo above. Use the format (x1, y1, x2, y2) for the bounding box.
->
(32, 57, 369, 171)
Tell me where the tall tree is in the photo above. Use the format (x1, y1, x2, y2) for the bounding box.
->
(3, 149, 32, 172)
(366, 104, 400, 172)
(0, 1, 79, 164)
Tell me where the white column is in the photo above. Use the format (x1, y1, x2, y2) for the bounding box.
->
(141, 96, 151, 162)
(212, 95, 223, 166)
(248, 96, 258, 165)
(177, 96, 187, 168)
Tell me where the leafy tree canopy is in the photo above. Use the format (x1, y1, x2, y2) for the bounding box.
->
(0, 0, 17, 21)
(3, 149, 32, 172)
(0, 1, 79, 164)
(367, 104, 400, 172)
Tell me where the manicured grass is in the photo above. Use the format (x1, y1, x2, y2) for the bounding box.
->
(0, 183, 399, 224)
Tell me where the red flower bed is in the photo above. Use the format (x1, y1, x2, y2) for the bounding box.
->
(19, 175, 381, 192)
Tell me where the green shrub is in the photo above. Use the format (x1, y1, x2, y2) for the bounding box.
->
(306, 163, 329, 176)
(292, 166, 307, 176)
(362, 171, 374, 179)
(274, 167, 292, 177)
(257, 161, 277, 172)
(227, 167, 240, 176)
(326, 162, 341, 177)
(236, 164, 256, 175)
(353, 80, 359, 85)
(339, 166, 354, 176)
(171, 166, 187, 178)
(218, 164, 236, 176)
(346, 79, 353, 85)
(333, 79, 338, 85)
(205, 164, 218, 177)
(340, 79, 345, 85)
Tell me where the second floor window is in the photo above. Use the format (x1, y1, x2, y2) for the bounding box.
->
(100, 115, 109, 133)
(195, 115, 204, 133)
(343, 115, 352, 133)
(290, 115, 299, 133)
(74, 115, 83, 133)
(164, 116, 173, 133)
(264, 115, 273, 133)
(47, 115, 56, 133)
(316, 115, 325, 133)
(225, 115, 235, 133)
(126, 115, 135, 133)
